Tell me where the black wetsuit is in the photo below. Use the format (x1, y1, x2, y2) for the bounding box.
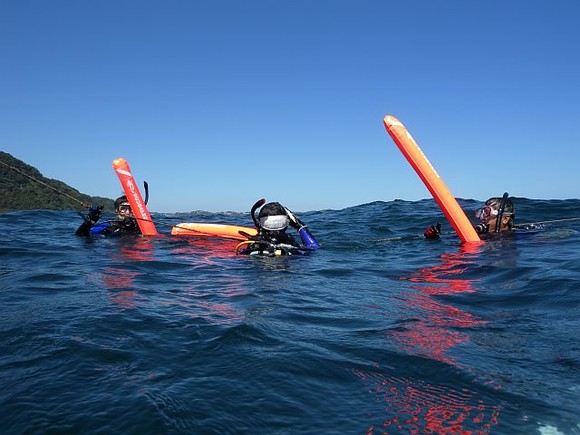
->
(238, 228, 316, 256)
(75, 216, 141, 237)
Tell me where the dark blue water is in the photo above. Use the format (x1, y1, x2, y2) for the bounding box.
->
(1, 199, 579, 434)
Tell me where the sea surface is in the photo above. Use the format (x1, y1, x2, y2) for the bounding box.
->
(1, 198, 579, 435)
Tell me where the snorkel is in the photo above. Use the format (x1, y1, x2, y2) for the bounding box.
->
(250, 198, 267, 231)
(495, 192, 509, 233)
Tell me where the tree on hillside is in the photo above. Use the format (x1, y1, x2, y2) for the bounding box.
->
(0, 151, 114, 212)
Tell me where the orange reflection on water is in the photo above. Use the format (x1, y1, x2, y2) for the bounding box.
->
(170, 236, 240, 263)
(99, 236, 158, 308)
(168, 236, 247, 325)
(176, 296, 244, 325)
(356, 369, 500, 435)
(99, 266, 140, 309)
(405, 246, 480, 295)
(394, 243, 486, 366)
(358, 242, 502, 433)
(111, 236, 158, 262)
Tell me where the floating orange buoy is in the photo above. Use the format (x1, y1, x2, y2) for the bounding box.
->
(171, 223, 257, 240)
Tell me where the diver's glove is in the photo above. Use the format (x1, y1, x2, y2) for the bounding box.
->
(424, 223, 441, 239)
(285, 207, 305, 229)
(79, 204, 103, 223)
(88, 205, 103, 222)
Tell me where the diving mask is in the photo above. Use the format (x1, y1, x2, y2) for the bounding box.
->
(259, 214, 289, 231)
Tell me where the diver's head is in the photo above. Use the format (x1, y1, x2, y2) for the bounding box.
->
(114, 196, 133, 219)
(258, 202, 289, 232)
(475, 194, 514, 232)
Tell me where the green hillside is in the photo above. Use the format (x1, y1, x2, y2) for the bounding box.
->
(0, 151, 115, 212)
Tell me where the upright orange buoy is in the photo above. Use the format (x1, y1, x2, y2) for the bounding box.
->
(383, 116, 480, 243)
(112, 158, 158, 236)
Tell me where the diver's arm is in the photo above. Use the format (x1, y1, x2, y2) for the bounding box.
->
(298, 226, 319, 250)
(284, 206, 320, 250)
(75, 205, 103, 237)
(75, 219, 93, 236)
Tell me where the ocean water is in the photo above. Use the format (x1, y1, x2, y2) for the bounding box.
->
(1, 198, 579, 435)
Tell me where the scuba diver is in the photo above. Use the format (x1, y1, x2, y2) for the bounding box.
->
(236, 199, 320, 256)
(425, 193, 515, 239)
(75, 196, 141, 237)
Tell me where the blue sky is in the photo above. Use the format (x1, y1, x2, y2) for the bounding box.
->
(1, 0, 579, 213)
